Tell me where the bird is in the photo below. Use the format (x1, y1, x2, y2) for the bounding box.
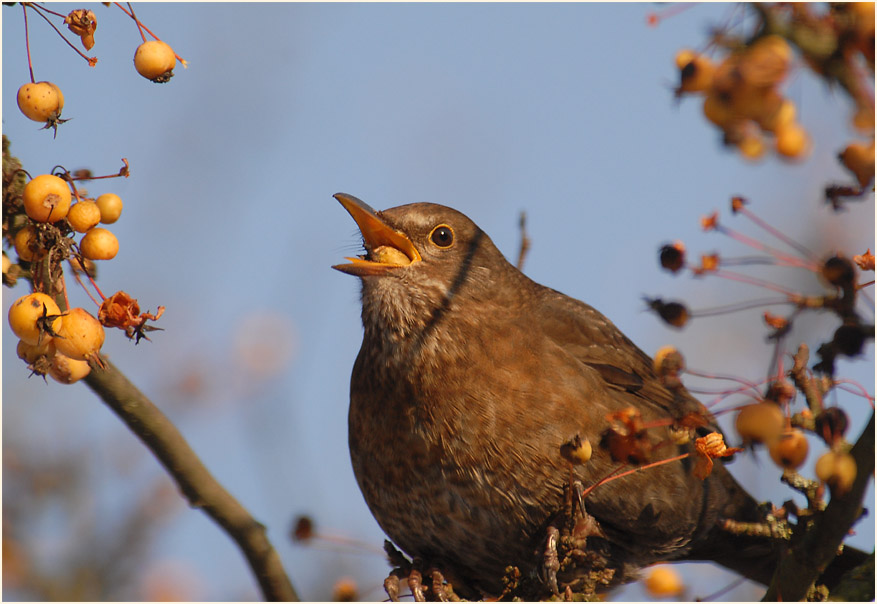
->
(330, 192, 861, 600)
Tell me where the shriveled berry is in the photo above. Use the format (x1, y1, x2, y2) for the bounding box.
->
(646, 298, 689, 328)
(815, 407, 848, 447)
(832, 323, 867, 357)
(822, 255, 856, 287)
(659, 242, 685, 273)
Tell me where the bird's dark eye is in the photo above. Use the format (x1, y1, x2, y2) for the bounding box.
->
(429, 225, 454, 248)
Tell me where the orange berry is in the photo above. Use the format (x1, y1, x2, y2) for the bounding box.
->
(815, 450, 857, 496)
(644, 565, 684, 597)
(48, 352, 91, 384)
(332, 577, 358, 602)
(677, 53, 715, 93)
(17, 81, 64, 122)
(702, 93, 735, 128)
(735, 402, 784, 444)
(22, 174, 72, 223)
(67, 200, 102, 233)
(13, 225, 45, 263)
(839, 141, 875, 188)
(8, 293, 61, 345)
(80, 227, 119, 260)
(852, 104, 875, 133)
(134, 40, 176, 82)
(768, 429, 809, 469)
(95, 193, 123, 224)
(775, 122, 810, 159)
(54, 307, 105, 361)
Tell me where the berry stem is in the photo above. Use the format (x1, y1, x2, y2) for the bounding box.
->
(30, 2, 66, 18)
(712, 268, 801, 297)
(114, 3, 187, 65)
(26, 3, 97, 66)
(123, 2, 148, 43)
(714, 223, 818, 271)
(70, 264, 102, 308)
(22, 4, 35, 83)
(734, 204, 817, 262)
(688, 296, 793, 318)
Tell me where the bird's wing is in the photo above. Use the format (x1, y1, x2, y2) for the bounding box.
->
(536, 286, 712, 423)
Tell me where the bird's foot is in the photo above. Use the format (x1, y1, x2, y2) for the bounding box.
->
(381, 541, 459, 602)
(541, 525, 561, 595)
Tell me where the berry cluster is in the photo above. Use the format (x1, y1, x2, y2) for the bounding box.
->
(651, 196, 872, 504)
(675, 35, 808, 161)
(14, 4, 184, 137)
(3, 156, 162, 385)
(673, 3, 875, 172)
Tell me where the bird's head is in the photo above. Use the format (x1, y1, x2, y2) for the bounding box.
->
(332, 193, 515, 340)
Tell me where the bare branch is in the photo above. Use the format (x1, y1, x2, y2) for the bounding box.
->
(84, 358, 299, 602)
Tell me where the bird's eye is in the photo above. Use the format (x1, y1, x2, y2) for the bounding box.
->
(429, 225, 454, 248)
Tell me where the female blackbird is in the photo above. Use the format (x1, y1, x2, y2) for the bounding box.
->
(331, 193, 851, 599)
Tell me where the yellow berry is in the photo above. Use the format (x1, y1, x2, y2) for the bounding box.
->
(775, 122, 810, 159)
(17, 81, 64, 122)
(48, 352, 91, 384)
(8, 293, 61, 345)
(95, 193, 123, 224)
(735, 402, 784, 444)
(675, 49, 696, 70)
(758, 98, 797, 133)
(22, 174, 72, 223)
(13, 225, 45, 263)
(80, 227, 119, 260)
(815, 450, 857, 496)
(67, 200, 102, 233)
(16, 337, 56, 364)
(54, 307, 105, 361)
(738, 131, 766, 161)
(644, 566, 684, 597)
(134, 40, 176, 82)
(768, 429, 809, 469)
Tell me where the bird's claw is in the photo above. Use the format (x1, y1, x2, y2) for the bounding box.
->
(542, 525, 561, 595)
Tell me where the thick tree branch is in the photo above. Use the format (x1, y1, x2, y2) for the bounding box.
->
(764, 412, 874, 601)
(84, 357, 299, 602)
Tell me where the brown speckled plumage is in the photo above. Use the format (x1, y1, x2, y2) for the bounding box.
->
(334, 195, 775, 598)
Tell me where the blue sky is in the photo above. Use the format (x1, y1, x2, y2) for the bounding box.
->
(3, 3, 874, 600)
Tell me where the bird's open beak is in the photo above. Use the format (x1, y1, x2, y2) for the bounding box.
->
(332, 193, 422, 276)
